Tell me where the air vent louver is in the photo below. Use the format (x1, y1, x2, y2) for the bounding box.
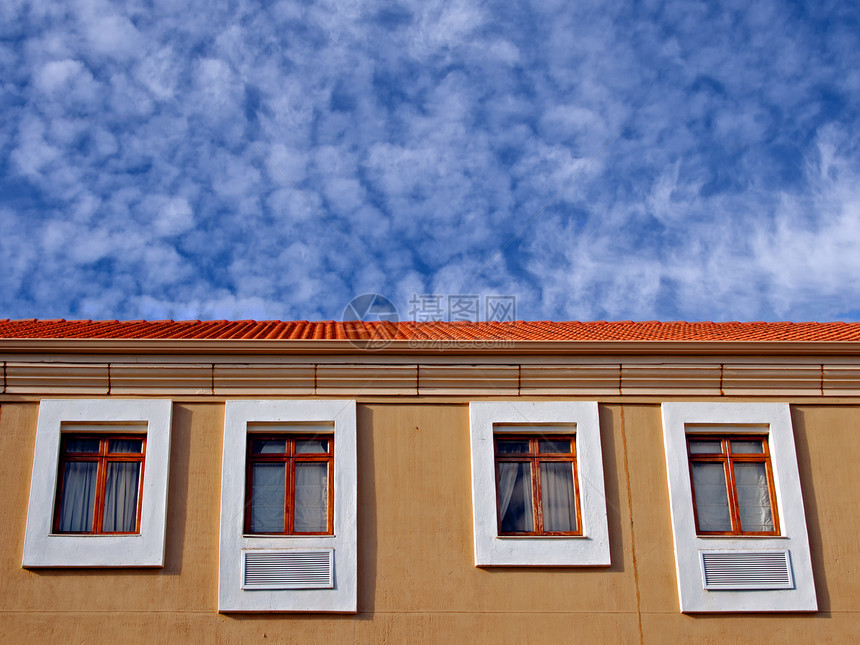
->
(242, 549, 334, 590)
(700, 550, 793, 590)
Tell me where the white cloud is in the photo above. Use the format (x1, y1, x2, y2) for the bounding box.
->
(11, 115, 61, 177)
(82, 14, 143, 59)
(152, 196, 195, 236)
(3, 0, 860, 323)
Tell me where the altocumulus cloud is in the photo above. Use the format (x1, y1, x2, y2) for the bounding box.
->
(1, 0, 860, 321)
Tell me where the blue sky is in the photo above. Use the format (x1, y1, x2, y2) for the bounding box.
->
(2, 0, 860, 323)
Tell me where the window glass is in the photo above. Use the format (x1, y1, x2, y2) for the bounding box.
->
(250, 463, 286, 533)
(110, 439, 143, 454)
(538, 439, 571, 454)
(66, 438, 100, 453)
(245, 435, 334, 535)
(733, 462, 774, 532)
(540, 462, 577, 532)
(252, 439, 287, 454)
(58, 462, 97, 532)
(497, 439, 530, 454)
(295, 439, 328, 454)
(688, 440, 722, 454)
(103, 462, 141, 532)
(294, 463, 329, 532)
(730, 440, 764, 454)
(687, 434, 778, 536)
(494, 435, 580, 536)
(55, 435, 145, 534)
(497, 462, 534, 532)
(691, 462, 732, 532)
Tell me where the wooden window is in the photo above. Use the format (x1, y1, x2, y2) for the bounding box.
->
(54, 434, 146, 534)
(687, 435, 779, 536)
(245, 435, 334, 535)
(494, 435, 581, 536)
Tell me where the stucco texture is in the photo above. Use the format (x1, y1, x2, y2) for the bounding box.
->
(1, 400, 859, 643)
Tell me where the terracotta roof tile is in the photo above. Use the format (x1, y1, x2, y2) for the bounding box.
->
(0, 319, 859, 342)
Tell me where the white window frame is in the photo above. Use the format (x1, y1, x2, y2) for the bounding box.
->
(22, 399, 173, 567)
(469, 401, 610, 566)
(661, 402, 817, 612)
(219, 400, 357, 613)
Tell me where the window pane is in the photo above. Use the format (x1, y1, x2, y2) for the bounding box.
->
(250, 463, 286, 532)
(66, 438, 100, 453)
(538, 439, 571, 454)
(497, 439, 530, 454)
(294, 463, 329, 532)
(58, 462, 97, 532)
(689, 440, 722, 454)
(109, 439, 143, 454)
(497, 462, 534, 532)
(295, 439, 329, 454)
(540, 462, 577, 532)
(730, 440, 764, 454)
(691, 462, 732, 532)
(251, 439, 287, 454)
(734, 462, 775, 532)
(103, 462, 141, 532)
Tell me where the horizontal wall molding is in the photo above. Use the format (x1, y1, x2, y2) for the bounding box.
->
(317, 364, 417, 395)
(722, 364, 822, 396)
(418, 365, 518, 395)
(621, 364, 722, 395)
(5, 362, 109, 394)
(521, 365, 620, 395)
(111, 363, 212, 395)
(2, 359, 860, 397)
(214, 364, 314, 395)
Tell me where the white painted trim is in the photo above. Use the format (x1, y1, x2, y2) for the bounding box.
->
(661, 402, 817, 612)
(469, 401, 610, 566)
(218, 400, 357, 612)
(22, 399, 172, 567)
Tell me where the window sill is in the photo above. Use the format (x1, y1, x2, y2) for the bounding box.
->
(242, 534, 336, 539)
(695, 534, 786, 539)
(49, 533, 143, 538)
(496, 535, 586, 540)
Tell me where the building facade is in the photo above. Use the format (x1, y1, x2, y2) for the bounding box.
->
(2, 319, 860, 642)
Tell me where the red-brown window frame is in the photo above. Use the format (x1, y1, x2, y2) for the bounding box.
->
(244, 434, 335, 536)
(493, 434, 582, 536)
(687, 434, 780, 536)
(53, 434, 147, 535)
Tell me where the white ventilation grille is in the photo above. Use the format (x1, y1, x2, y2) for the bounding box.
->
(242, 549, 334, 590)
(700, 550, 794, 590)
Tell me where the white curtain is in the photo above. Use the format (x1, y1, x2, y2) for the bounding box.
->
(734, 462, 774, 531)
(497, 462, 533, 532)
(295, 440, 327, 454)
(251, 463, 286, 532)
(294, 463, 328, 532)
(691, 463, 732, 531)
(110, 439, 142, 453)
(58, 462, 97, 532)
(103, 462, 141, 532)
(540, 462, 577, 532)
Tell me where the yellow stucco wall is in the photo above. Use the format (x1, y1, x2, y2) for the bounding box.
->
(1, 400, 859, 643)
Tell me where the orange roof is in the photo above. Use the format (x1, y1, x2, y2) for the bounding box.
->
(1, 319, 860, 342)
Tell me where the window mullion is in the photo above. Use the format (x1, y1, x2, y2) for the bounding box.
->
(134, 450, 146, 534)
(328, 453, 334, 533)
(285, 455, 295, 534)
(724, 454, 742, 534)
(93, 440, 109, 533)
(571, 455, 582, 534)
(532, 457, 542, 534)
